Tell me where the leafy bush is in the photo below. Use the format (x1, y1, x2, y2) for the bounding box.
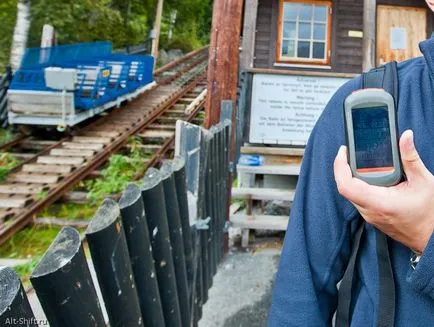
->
(14, 255, 41, 287)
(39, 202, 98, 220)
(0, 128, 16, 145)
(1, 0, 212, 75)
(0, 152, 20, 182)
(0, 225, 61, 258)
(85, 151, 149, 204)
(164, 35, 202, 54)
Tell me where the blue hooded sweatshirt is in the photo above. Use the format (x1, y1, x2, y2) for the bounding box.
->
(268, 36, 434, 326)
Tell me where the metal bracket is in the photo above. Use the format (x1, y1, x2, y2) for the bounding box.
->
(220, 100, 233, 122)
(228, 161, 234, 173)
(195, 216, 211, 230)
(223, 221, 231, 233)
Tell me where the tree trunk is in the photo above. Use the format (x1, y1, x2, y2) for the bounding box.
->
(10, 0, 31, 72)
(151, 0, 164, 69)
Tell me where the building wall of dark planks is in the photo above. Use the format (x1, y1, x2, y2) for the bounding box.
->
(253, 0, 433, 74)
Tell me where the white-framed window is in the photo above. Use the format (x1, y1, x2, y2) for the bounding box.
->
(277, 1, 332, 65)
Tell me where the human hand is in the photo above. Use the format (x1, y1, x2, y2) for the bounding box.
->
(334, 130, 434, 253)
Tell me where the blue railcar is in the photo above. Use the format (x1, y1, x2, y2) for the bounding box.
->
(20, 41, 113, 69)
(7, 42, 155, 129)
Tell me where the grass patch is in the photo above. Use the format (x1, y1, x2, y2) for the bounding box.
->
(14, 256, 41, 288)
(85, 141, 151, 204)
(36, 190, 49, 201)
(0, 128, 16, 145)
(39, 202, 98, 221)
(232, 198, 247, 210)
(2, 225, 87, 288)
(196, 111, 205, 120)
(0, 152, 21, 182)
(0, 225, 62, 259)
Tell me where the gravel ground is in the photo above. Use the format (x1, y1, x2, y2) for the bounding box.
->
(199, 248, 280, 327)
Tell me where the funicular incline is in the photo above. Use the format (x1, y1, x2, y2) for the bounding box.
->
(0, 46, 209, 245)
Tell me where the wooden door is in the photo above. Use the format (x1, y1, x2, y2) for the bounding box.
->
(376, 5, 427, 66)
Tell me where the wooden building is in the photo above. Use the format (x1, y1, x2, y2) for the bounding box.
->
(231, 0, 434, 245)
(244, 0, 433, 72)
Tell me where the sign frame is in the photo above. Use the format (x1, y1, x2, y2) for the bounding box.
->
(247, 72, 350, 147)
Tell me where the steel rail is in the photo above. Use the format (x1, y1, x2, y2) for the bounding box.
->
(0, 71, 207, 244)
(0, 135, 29, 152)
(156, 53, 209, 85)
(154, 46, 209, 76)
(142, 97, 207, 171)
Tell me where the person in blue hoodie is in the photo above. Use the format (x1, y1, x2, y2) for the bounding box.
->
(268, 4, 434, 326)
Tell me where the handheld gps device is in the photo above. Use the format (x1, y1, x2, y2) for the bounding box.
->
(344, 88, 402, 186)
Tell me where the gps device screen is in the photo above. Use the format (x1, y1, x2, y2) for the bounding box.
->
(352, 106, 394, 172)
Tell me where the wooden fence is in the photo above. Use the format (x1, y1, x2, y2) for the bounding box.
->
(0, 118, 232, 327)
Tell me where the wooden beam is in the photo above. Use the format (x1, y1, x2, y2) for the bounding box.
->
(363, 0, 376, 71)
(247, 67, 358, 79)
(205, 0, 244, 254)
(241, 146, 305, 156)
(33, 217, 89, 228)
(240, 0, 259, 70)
(230, 214, 289, 230)
(236, 163, 301, 176)
(205, 0, 244, 127)
(62, 191, 89, 204)
(232, 187, 295, 201)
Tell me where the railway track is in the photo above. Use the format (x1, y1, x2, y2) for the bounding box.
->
(0, 50, 209, 244)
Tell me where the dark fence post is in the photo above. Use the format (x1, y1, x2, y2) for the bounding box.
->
(192, 228, 203, 325)
(205, 131, 217, 277)
(175, 121, 218, 326)
(160, 161, 190, 327)
(30, 227, 105, 327)
(222, 119, 232, 256)
(141, 168, 182, 327)
(210, 123, 223, 262)
(199, 132, 212, 301)
(86, 199, 143, 327)
(119, 183, 165, 327)
(0, 267, 37, 327)
(175, 121, 204, 325)
(172, 156, 194, 299)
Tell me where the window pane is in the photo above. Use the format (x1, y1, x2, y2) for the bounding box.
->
(314, 5, 327, 22)
(313, 23, 326, 40)
(284, 3, 298, 20)
(282, 40, 295, 57)
(298, 41, 310, 58)
(298, 22, 311, 39)
(313, 42, 325, 59)
(299, 4, 313, 20)
(283, 22, 296, 38)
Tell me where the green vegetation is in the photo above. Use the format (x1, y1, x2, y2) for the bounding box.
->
(232, 198, 247, 210)
(0, 128, 16, 145)
(39, 202, 98, 220)
(85, 142, 151, 203)
(0, 152, 20, 182)
(14, 256, 41, 288)
(36, 190, 49, 201)
(231, 178, 247, 209)
(0, 225, 86, 288)
(1, 0, 212, 71)
(0, 225, 61, 259)
(0, 0, 17, 71)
